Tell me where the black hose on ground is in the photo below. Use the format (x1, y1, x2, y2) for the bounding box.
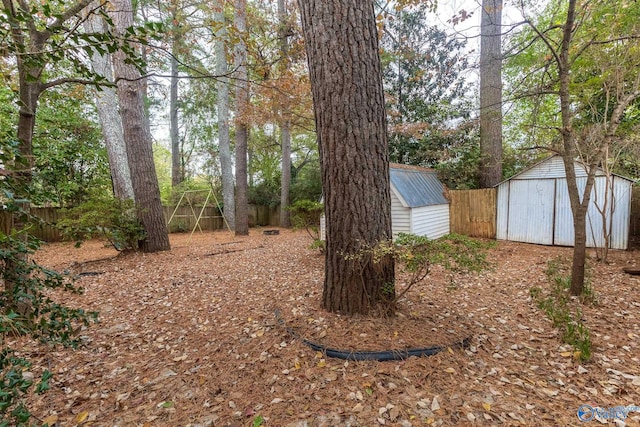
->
(274, 310, 471, 361)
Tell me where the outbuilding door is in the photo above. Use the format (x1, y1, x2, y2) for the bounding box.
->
(506, 179, 555, 245)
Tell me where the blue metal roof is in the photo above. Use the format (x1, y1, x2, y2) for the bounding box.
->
(390, 165, 449, 208)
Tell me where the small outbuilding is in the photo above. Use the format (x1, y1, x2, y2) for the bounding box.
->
(320, 164, 450, 240)
(389, 163, 450, 239)
(496, 155, 634, 250)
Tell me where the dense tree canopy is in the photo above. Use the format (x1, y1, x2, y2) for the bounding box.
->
(380, 6, 479, 187)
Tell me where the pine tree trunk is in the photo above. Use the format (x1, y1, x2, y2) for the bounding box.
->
(479, 0, 503, 188)
(234, 0, 249, 236)
(111, 0, 170, 252)
(298, 0, 395, 316)
(280, 123, 291, 227)
(214, 1, 235, 231)
(170, 10, 182, 187)
(83, 4, 134, 201)
(278, 0, 291, 228)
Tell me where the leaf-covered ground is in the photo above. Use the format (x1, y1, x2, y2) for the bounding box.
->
(19, 229, 640, 426)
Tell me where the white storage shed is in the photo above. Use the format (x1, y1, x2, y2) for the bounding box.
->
(389, 164, 450, 239)
(320, 164, 450, 240)
(496, 155, 634, 249)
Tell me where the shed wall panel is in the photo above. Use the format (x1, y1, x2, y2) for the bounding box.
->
(496, 182, 510, 240)
(609, 177, 631, 250)
(410, 204, 450, 239)
(506, 179, 555, 244)
(517, 155, 599, 180)
(391, 191, 411, 236)
(554, 177, 630, 249)
(553, 179, 574, 246)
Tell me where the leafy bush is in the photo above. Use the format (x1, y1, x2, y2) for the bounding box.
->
(345, 233, 494, 306)
(288, 199, 324, 250)
(0, 228, 98, 426)
(57, 196, 146, 251)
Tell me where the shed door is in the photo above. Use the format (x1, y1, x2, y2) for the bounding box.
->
(507, 180, 554, 245)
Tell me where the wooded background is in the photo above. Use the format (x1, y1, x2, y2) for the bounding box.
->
(4, 188, 637, 245)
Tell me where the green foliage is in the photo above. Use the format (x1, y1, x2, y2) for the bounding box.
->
(394, 233, 494, 274)
(0, 216, 97, 425)
(57, 196, 146, 251)
(0, 85, 110, 209)
(380, 6, 477, 184)
(529, 257, 594, 361)
(290, 158, 322, 203)
(31, 88, 111, 207)
(345, 233, 494, 306)
(252, 414, 265, 427)
(289, 199, 323, 249)
(503, 0, 640, 165)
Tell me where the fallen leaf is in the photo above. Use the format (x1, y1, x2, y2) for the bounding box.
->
(74, 411, 89, 424)
(42, 415, 59, 426)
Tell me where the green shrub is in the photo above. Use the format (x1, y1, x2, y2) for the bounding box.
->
(529, 257, 593, 361)
(57, 196, 146, 251)
(0, 230, 97, 426)
(344, 233, 494, 307)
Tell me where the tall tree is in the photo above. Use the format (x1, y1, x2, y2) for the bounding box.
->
(83, 3, 135, 201)
(506, 0, 640, 294)
(110, 0, 171, 252)
(214, 0, 236, 230)
(298, 0, 395, 315)
(278, 0, 292, 228)
(1, 0, 94, 309)
(234, 0, 249, 235)
(168, 0, 183, 187)
(478, 0, 503, 187)
(380, 7, 475, 182)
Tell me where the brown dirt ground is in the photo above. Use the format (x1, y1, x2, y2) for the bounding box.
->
(14, 228, 640, 426)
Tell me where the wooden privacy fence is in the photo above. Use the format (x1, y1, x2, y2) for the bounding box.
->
(1, 205, 280, 242)
(449, 188, 497, 238)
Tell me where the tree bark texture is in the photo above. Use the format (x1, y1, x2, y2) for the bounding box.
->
(214, 1, 236, 231)
(278, 0, 291, 228)
(170, 3, 182, 188)
(280, 124, 291, 227)
(479, 0, 503, 188)
(110, 0, 170, 252)
(83, 3, 135, 201)
(170, 53, 182, 187)
(2, 0, 44, 310)
(234, 0, 249, 236)
(298, 0, 395, 315)
(557, 0, 588, 295)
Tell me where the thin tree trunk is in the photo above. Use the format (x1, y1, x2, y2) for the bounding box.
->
(234, 0, 249, 236)
(170, 53, 181, 187)
(83, 4, 134, 200)
(214, 0, 235, 230)
(111, 0, 171, 252)
(280, 124, 291, 227)
(479, 0, 503, 188)
(298, 0, 395, 316)
(278, 0, 291, 228)
(558, 0, 592, 295)
(170, 3, 182, 187)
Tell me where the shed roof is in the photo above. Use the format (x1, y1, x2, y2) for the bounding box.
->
(496, 154, 636, 185)
(389, 163, 449, 208)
